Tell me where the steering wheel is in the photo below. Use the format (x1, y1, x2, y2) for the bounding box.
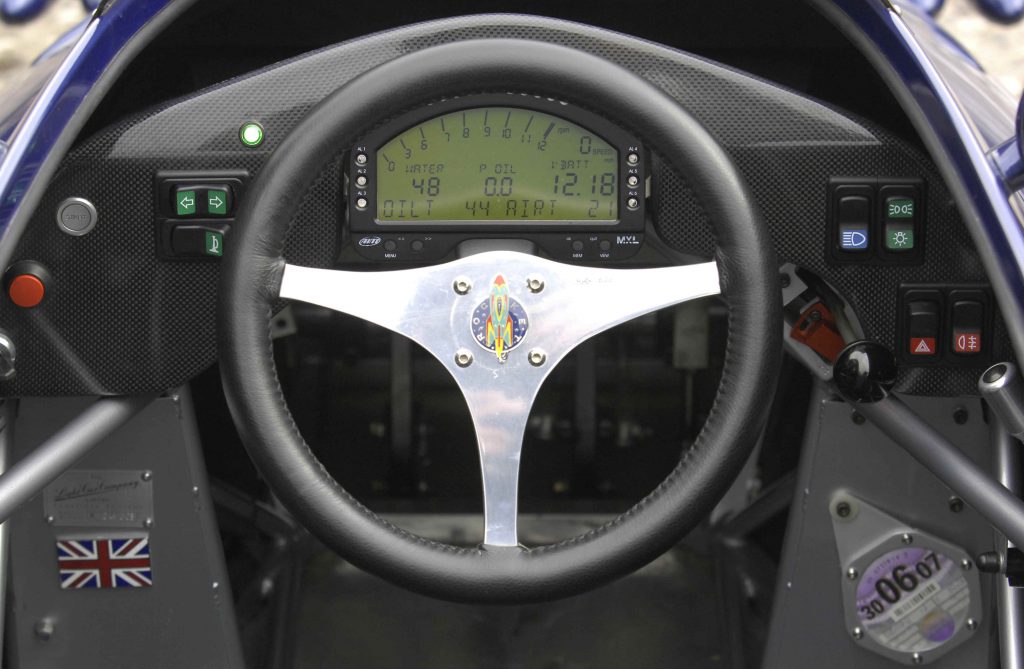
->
(219, 39, 781, 603)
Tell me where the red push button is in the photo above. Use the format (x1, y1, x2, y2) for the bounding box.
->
(8, 274, 45, 308)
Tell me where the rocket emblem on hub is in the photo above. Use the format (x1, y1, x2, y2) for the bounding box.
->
(471, 274, 529, 362)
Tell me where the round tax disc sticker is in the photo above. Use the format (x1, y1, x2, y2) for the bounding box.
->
(856, 547, 970, 654)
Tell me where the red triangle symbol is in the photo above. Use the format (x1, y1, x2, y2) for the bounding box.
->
(914, 339, 932, 354)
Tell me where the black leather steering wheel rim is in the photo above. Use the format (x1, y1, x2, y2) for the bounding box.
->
(219, 39, 781, 604)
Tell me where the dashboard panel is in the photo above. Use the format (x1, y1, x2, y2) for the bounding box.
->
(0, 14, 1011, 397)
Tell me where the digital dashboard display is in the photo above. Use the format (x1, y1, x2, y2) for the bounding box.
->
(374, 107, 619, 222)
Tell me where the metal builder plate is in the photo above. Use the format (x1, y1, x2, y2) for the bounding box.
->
(43, 469, 153, 528)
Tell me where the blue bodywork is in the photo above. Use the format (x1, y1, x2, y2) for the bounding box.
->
(0, 0, 1021, 350)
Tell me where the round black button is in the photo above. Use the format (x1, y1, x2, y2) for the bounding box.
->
(383, 240, 397, 252)
(571, 240, 584, 252)
(599, 240, 611, 252)
(411, 240, 424, 252)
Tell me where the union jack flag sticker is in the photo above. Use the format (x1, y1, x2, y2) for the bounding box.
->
(56, 537, 153, 589)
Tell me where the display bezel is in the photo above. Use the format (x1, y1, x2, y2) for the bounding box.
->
(347, 93, 646, 232)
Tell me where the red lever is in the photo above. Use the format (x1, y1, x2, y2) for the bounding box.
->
(790, 302, 845, 363)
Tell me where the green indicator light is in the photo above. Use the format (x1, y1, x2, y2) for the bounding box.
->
(207, 189, 228, 215)
(205, 230, 224, 257)
(886, 225, 914, 251)
(176, 189, 196, 216)
(886, 197, 914, 219)
(240, 122, 264, 147)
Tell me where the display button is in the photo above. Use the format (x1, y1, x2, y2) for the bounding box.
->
(885, 223, 915, 251)
(175, 189, 197, 217)
(951, 300, 983, 355)
(206, 187, 230, 216)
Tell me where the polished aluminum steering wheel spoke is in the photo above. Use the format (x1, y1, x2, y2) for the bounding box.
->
(278, 251, 719, 546)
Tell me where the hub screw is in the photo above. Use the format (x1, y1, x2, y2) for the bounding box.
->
(846, 566, 858, 580)
(526, 275, 545, 293)
(528, 349, 547, 367)
(453, 278, 472, 295)
(901, 533, 913, 545)
(966, 618, 978, 631)
(851, 627, 863, 640)
(455, 349, 474, 367)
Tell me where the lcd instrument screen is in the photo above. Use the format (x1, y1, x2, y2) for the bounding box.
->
(375, 107, 619, 222)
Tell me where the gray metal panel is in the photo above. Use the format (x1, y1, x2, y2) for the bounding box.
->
(763, 388, 996, 669)
(6, 392, 243, 669)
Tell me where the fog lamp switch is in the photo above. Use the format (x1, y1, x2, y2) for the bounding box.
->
(952, 300, 983, 355)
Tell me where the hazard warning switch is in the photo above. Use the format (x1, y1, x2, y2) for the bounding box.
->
(906, 299, 939, 357)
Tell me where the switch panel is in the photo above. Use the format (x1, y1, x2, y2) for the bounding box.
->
(155, 171, 248, 260)
(880, 184, 920, 255)
(828, 178, 925, 265)
(898, 285, 992, 366)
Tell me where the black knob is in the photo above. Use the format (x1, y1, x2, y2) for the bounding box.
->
(832, 341, 897, 404)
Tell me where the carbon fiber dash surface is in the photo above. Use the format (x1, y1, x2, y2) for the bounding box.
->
(0, 14, 1006, 396)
